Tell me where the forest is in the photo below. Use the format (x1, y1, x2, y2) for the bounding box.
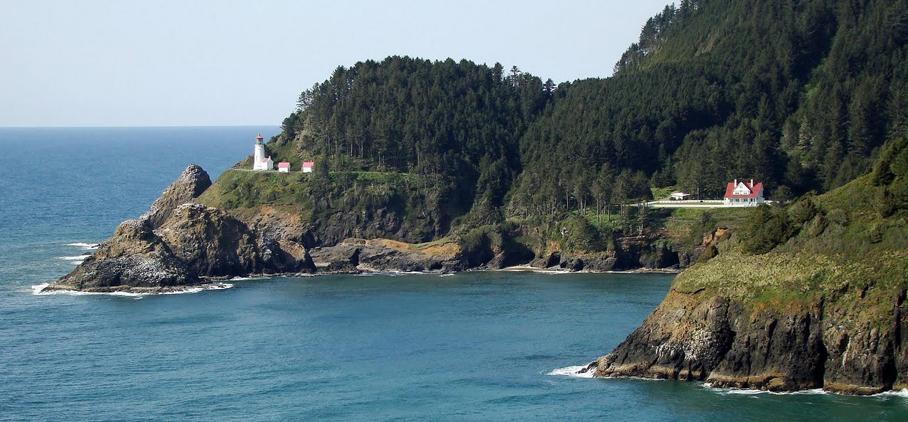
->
(273, 0, 908, 232)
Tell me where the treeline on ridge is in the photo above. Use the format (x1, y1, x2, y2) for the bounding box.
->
(269, 0, 908, 234)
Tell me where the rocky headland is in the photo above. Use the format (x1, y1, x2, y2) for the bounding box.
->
(44, 164, 711, 294)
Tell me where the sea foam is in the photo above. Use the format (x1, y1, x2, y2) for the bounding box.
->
(65, 242, 99, 250)
(873, 389, 908, 399)
(547, 365, 596, 379)
(702, 383, 828, 396)
(30, 282, 233, 297)
(57, 255, 90, 264)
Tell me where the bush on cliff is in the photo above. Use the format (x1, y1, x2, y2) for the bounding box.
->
(872, 137, 908, 217)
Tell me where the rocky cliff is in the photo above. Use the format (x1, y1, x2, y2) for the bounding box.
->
(588, 255, 908, 394)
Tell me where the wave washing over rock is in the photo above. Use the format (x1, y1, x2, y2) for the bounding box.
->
(58, 255, 90, 262)
(547, 365, 596, 379)
(65, 242, 99, 250)
(32, 282, 233, 297)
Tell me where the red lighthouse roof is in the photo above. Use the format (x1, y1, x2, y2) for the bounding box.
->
(255, 134, 264, 141)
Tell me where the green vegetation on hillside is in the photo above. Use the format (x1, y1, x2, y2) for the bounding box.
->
(275, 56, 553, 214)
(254, 0, 908, 238)
(510, 0, 908, 216)
(201, 0, 907, 262)
(198, 169, 451, 243)
(674, 137, 908, 316)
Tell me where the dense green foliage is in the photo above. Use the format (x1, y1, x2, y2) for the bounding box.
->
(277, 56, 552, 215)
(871, 137, 908, 216)
(511, 0, 908, 215)
(251, 0, 906, 244)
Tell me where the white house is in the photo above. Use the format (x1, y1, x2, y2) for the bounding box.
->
(252, 134, 274, 171)
(302, 161, 314, 173)
(277, 162, 291, 173)
(723, 179, 765, 206)
(669, 192, 690, 201)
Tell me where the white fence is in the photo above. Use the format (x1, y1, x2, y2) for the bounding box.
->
(644, 199, 771, 208)
(646, 200, 725, 209)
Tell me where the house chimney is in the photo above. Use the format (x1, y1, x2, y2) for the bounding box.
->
(750, 178, 754, 187)
(734, 178, 737, 186)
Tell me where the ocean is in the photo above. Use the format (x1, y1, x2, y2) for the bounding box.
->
(1, 127, 906, 421)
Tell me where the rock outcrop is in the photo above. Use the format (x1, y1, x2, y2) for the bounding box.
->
(46, 218, 193, 292)
(140, 164, 212, 228)
(308, 238, 464, 273)
(44, 166, 314, 293)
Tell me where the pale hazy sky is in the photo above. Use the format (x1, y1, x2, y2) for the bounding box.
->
(2, 0, 670, 127)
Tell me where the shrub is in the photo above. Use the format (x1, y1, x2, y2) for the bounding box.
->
(787, 196, 819, 226)
(741, 205, 793, 254)
(559, 215, 605, 252)
(804, 214, 828, 238)
(869, 223, 883, 244)
(827, 208, 849, 226)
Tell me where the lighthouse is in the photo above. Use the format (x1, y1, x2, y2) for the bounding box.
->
(252, 134, 273, 171)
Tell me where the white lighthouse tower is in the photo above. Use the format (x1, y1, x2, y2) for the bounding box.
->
(252, 134, 273, 171)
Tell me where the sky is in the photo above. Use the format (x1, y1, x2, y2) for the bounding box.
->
(2, 0, 671, 127)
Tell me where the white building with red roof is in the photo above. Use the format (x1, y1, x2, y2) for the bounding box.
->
(723, 179, 765, 206)
(277, 162, 291, 173)
(302, 161, 314, 173)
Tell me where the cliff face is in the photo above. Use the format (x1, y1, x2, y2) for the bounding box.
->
(592, 280, 908, 394)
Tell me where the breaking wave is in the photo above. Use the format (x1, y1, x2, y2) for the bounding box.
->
(702, 383, 828, 395)
(547, 365, 596, 379)
(65, 242, 99, 250)
(873, 389, 908, 398)
(57, 255, 90, 263)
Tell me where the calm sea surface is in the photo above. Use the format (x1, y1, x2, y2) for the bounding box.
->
(1, 127, 906, 421)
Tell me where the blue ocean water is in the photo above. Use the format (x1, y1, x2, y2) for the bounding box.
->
(1, 127, 907, 421)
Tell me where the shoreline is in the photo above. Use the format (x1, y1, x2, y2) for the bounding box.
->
(37, 264, 681, 296)
(496, 264, 680, 275)
(553, 364, 908, 397)
(33, 282, 234, 297)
